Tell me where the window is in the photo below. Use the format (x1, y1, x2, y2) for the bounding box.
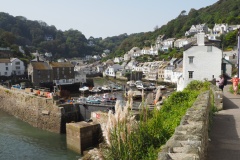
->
(6, 67, 8, 71)
(188, 71, 194, 79)
(15, 62, 20, 65)
(5, 63, 8, 66)
(5, 72, 7, 75)
(16, 66, 20, 70)
(188, 56, 194, 64)
(207, 46, 212, 52)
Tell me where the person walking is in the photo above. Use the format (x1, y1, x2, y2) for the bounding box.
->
(231, 75, 240, 95)
(218, 74, 225, 91)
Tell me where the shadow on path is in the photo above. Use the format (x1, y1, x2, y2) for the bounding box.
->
(207, 85, 240, 160)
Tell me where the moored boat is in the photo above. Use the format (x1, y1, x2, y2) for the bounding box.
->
(79, 86, 89, 92)
(89, 86, 102, 93)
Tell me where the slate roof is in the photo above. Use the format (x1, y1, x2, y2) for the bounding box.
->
(49, 62, 74, 68)
(31, 62, 51, 70)
(0, 58, 11, 63)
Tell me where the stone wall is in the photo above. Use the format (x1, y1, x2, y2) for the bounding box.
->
(158, 85, 223, 160)
(0, 86, 80, 133)
(158, 91, 211, 160)
(210, 85, 223, 111)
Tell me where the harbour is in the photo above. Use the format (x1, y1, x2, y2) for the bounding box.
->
(0, 110, 80, 160)
(0, 77, 174, 159)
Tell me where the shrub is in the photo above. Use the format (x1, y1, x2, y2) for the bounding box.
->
(97, 80, 211, 160)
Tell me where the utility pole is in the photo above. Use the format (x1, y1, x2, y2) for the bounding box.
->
(238, 28, 240, 78)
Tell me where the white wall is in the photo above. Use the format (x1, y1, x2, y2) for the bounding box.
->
(180, 45, 222, 90)
(0, 62, 12, 76)
(11, 58, 25, 75)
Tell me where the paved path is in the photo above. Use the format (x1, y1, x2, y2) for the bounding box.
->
(207, 85, 240, 160)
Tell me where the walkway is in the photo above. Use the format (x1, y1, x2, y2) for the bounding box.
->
(207, 85, 240, 160)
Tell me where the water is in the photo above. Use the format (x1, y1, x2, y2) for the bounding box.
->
(0, 110, 80, 160)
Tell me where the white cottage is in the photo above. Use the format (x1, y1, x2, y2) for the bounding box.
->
(0, 59, 12, 76)
(104, 64, 123, 77)
(177, 33, 222, 91)
(11, 58, 25, 75)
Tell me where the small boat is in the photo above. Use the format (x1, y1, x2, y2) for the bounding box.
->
(101, 85, 111, 92)
(127, 80, 135, 87)
(77, 97, 87, 103)
(79, 86, 89, 92)
(136, 83, 148, 90)
(89, 86, 102, 93)
(147, 83, 156, 90)
(86, 95, 101, 104)
(135, 80, 142, 86)
(102, 93, 117, 103)
(111, 84, 123, 91)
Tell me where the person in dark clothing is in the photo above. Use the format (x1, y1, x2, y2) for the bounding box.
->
(218, 74, 225, 91)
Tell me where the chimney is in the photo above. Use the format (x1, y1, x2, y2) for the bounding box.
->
(37, 56, 39, 62)
(197, 32, 205, 46)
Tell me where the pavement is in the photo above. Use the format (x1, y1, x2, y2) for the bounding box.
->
(207, 84, 240, 160)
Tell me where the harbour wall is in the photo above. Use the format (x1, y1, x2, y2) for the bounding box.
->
(0, 86, 81, 133)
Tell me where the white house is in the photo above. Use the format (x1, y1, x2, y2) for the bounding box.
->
(158, 61, 169, 80)
(164, 65, 175, 82)
(155, 35, 165, 49)
(185, 24, 208, 36)
(212, 23, 228, 35)
(145, 61, 162, 81)
(129, 47, 141, 58)
(177, 33, 222, 91)
(141, 47, 150, 55)
(174, 38, 188, 48)
(149, 45, 158, 55)
(124, 53, 131, 61)
(104, 64, 123, 77)
(10, 58, 25, 75)
(208, 23, 229, 40)
(125, 60, 137, 70)
(172, 66, 183, 83)
(0, 59, 12, 76)
(162, 38, 175, 48)
(114, 57, 123, 63)
(93, 55, 101, 60)
(133, 63, 144, 72)
(74, 70, 86, 84)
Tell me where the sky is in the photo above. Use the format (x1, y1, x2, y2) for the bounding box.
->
(0, 0, 219, 39)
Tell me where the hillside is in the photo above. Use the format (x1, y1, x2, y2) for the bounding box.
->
(113, 0, 240, 56)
